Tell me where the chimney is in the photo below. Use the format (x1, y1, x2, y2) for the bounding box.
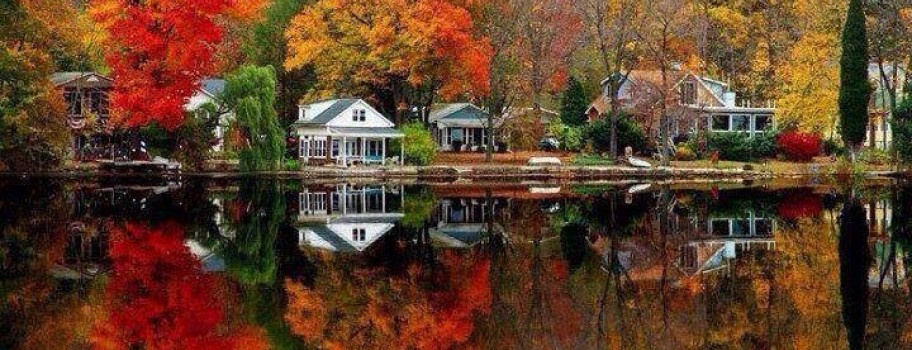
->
(723, 92, 737, 108)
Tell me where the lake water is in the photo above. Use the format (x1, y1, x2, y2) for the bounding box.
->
(0, 178, 907, 349)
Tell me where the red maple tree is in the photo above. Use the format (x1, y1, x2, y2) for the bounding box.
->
(92, 0, 231, 130)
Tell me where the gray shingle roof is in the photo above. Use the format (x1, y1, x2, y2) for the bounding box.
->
(295, 99, 359, 126)
(200, 79, 226, 96)
(429, 103, 488, 122)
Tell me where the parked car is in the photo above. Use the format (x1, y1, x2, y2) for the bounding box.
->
(538, 137, 560, 151)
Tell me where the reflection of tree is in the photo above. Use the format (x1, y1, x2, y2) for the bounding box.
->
(91, 221, 267, 349)
(284, 250, 491, 349)
(213, 180, 285, 285)
(839, 198, 871, 350)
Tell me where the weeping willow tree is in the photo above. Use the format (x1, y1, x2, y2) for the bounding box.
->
(221, 65, 285, 172)
(220, 180, 285, 285)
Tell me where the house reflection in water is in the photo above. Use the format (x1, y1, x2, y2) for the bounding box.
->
(429, 197, 508, 248)
(678, 210, 776, 276)
(53, 221, 111, 280)
(296, 184, 405, 252)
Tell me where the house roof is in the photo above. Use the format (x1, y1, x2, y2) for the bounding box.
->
(327, 127, 403, 138)
(200, 79, 226, 97)
(51, 72, 112, 86)
(294, 99, 360, 126)
(430, 103, 489, 122)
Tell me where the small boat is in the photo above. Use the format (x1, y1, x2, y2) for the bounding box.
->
(627, 156, 652, 168)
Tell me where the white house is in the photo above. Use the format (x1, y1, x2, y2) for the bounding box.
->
(430, 103, 497, 152)
(296, 184, 405, 253)
(291, 99, 404, 166)
(184, 78, 231, 152)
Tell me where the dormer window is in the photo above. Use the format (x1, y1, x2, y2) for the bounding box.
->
(351, 228, 366, 241)
(352, 109, 366, 122)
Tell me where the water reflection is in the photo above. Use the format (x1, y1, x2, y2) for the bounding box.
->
(3, 180, 912, 349)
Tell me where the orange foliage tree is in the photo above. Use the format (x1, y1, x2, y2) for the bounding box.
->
(90, 0, 258, 130)
(284, 0, 492, 120)
(284, 250, 491, 349)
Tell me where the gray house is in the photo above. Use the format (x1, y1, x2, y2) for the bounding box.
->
(429, 103, 500, 152)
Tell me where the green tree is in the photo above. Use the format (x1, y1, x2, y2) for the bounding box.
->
(585, 115, 646, 156)
(559, 76, 589, 126)
(838, 0, 871, 158)
(245, 0, 315, 125)
(396, 123, 437, 166)
(221, 65, 285, 172)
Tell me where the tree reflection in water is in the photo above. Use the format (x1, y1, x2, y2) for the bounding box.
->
(91, 221, 268, 349)
(6, 181, 912, 348)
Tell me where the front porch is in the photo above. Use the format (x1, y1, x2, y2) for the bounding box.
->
(436, 126, 495, 152)
(297, 127, 403, 166)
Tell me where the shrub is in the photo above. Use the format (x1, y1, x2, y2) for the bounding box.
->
(706, 132, 776, 162)
(451, 139, 463, 152)
(860, 147, 890, 166)
(674, 145, 696, 161)
(893, 98, 912, 164)
(585, 115, 647, 155)
(548, 121, 584, 152)
(822, 138, 845, 157)
(777, 131, 821, 162)
(398, 122, 436, 165)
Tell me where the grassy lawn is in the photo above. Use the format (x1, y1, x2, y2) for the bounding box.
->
(571, 154, 618, 166)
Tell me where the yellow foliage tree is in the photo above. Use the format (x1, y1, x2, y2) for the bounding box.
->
(775, 32, 841, 135)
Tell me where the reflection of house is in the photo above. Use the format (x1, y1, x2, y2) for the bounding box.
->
(588, 69, 775, 140)
(429, 197, 507, 248)
(430, 103, 500, 152)
(678, 211, 776, 275)
(52, 222, 111, 279)
(292, 99, 404, 166)
(297, 185, 404, 252)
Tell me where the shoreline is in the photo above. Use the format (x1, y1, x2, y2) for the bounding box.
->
(0, 164, 902, 181)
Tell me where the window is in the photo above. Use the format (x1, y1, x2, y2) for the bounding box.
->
(681, 82, 696, 105)
(732, 115, 750, 131)
(90, 91, 109, 114)
(754, 115, 771, 132)
(312, 139, 327, 158)
(300, 193, 327, 214)
(352, 109, 366, 122)
(352, 228, 366, 241)
(65, 91, 82, 115)
(711, 115, 730, 131)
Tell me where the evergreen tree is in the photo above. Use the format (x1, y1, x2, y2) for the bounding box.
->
(559, 76, 590, 126)
(221, 65, 286, 172)
(838, 0, 871, 156)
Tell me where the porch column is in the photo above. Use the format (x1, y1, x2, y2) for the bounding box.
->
(382, 138, 387, 165)
(341, 136, 347, 166)
(399, 138, 404, 165)
(326, 135, 332, 163)
(361, 137, 367, 162)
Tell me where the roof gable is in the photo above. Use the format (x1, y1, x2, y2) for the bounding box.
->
(430, 103, 488, 122)
(51, 72, 113, 88)
(299, 99, 359, 125)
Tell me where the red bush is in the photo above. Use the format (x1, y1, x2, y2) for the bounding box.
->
(777, 131, 821, 162)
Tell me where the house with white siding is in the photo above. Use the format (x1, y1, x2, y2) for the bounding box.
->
(291, 99, 404, 166)
(429, 103, 500, 152)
